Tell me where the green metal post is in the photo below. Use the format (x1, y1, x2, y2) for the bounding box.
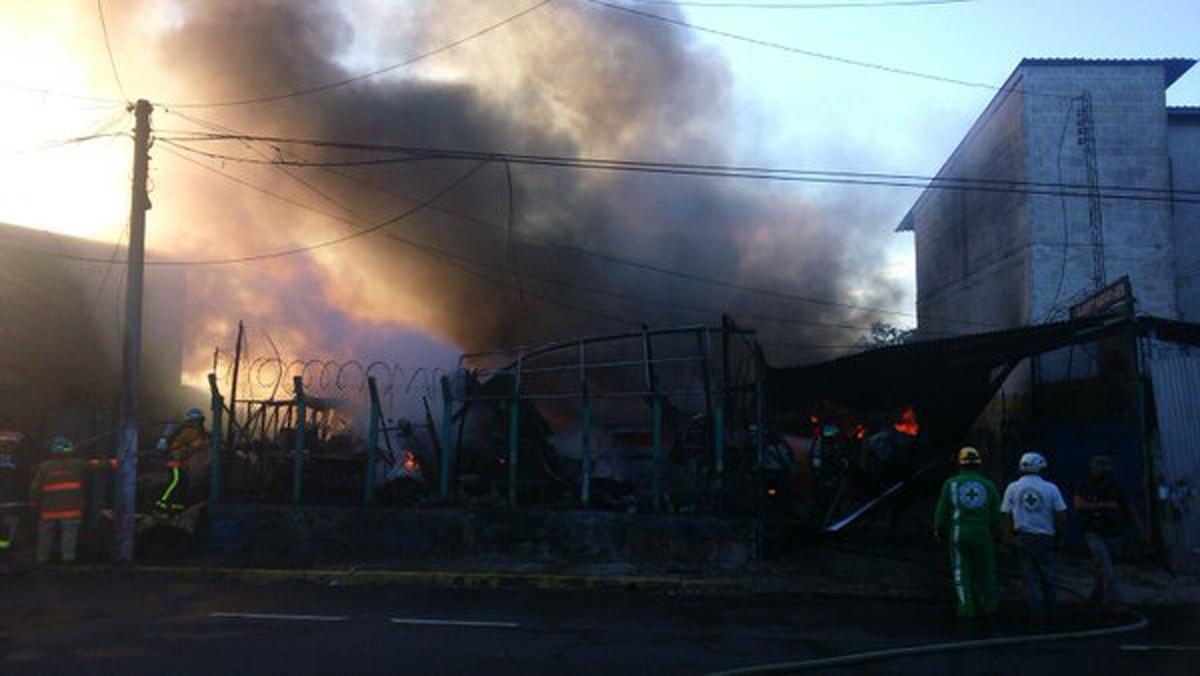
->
(580, 380, 591, 509)
(365, 376, 382, 505)
(208, 373, 223, 503)
(292, 376, 306, 505)
(508, 362, 521, 509)
(440, 375, 453, 497)
(714, 398, 725, 511)
(652, 391, 663, 512)
(508, 395, 520, 509)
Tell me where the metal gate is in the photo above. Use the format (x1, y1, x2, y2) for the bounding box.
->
(1147, 344, 1200, 570)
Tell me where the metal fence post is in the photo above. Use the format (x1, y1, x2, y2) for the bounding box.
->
(652, 390, 663, 512)
(440, 375, 454, 497)
(292, 376, 306, 505)
(580, 380, 591, 509)
(714, 397, 725, 511)
(365, 376, 382, 505)
(208, 373, 224, 503)
(508, 359, 522, 509)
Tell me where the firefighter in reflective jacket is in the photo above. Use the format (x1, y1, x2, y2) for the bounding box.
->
(30, 436, 87, 563)
(155, 408, 209, 514)
(933, 446, 1002, 619)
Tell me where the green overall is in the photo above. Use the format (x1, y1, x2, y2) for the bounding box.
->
(934, 469, 1001, 618)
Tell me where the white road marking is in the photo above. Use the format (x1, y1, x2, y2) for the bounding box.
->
(1120, 644, 1200, 652)
(210, 612, 349, 622)
(389, 617, 520, 629)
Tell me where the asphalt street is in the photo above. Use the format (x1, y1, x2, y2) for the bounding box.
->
(0, 573, 1196, 675)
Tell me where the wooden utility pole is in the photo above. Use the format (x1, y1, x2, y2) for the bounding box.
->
(114, 99, 152, 564)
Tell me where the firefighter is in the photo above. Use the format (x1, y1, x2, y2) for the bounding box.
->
(30, 436, 88, 563)
(933, 446, 1002, 619)
(0, 431, 25, 557)
(155, 408, 210, 514)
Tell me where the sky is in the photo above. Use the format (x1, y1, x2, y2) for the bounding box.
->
(0, 0, 1196, 372)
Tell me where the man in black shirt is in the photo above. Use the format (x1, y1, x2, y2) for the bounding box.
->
(1074, 454, 1134, 614)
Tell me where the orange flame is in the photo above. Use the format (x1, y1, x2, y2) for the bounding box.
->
(894, 406, 920, 437)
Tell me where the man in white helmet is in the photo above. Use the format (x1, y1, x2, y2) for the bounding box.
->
(1001, 451, 1068, 626)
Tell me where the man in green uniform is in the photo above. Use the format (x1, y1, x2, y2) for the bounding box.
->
(934, 446, 1002, 619)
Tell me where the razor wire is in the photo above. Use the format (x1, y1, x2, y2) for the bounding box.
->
(212, 352, 446, 408)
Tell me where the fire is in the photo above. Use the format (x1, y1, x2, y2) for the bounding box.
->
(403, 449, 418, 472)
(893, 406, 920, 437)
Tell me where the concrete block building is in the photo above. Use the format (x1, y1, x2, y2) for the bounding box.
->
(898, 58, 1198, 336)
(895, 59, 1200, 567)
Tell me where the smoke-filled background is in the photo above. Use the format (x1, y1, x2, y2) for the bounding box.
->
(0, 0, 925, 431)
(149, 0, 905, 361)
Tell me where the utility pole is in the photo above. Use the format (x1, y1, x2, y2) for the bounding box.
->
(114, 99, 152, 564)
(1076, 91, 1106, 291)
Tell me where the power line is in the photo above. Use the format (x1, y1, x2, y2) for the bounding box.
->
(583, 0, 1067, 99)
(0, 79, 125, 105)
(155, 0, 554, 110)
(0, 131, 126, 157)
(96, 0, 129, 102)
(4, 158, 488, 267)
(161, 141, 892, 334)
(634, 0, 972, 8)
(154, 110, 996, 327)
(155, 136, 1200, 205)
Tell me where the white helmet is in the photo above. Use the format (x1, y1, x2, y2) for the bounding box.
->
(1019, 452, 1047, 473)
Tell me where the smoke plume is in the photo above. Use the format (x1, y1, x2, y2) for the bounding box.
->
(137, 0, 903, 369)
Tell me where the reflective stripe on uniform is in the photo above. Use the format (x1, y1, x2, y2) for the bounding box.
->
(43, 481, 82, 492)
(159, 466, 182, 504)
(949, 478, 966, 606)
(41, 508, 82, 520)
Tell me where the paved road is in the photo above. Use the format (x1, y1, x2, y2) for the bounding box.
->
(0, 573, 1195, 674)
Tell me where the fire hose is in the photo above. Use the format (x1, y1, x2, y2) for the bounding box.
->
(706, 537, 1152, 673)
(707, 610, 1148, 674)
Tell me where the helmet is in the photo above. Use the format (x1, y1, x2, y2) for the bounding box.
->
(51, 436, 74, 454)
(1019, 452, 1047, 473)
(185, 407, 205, 422)
(958, 446, 981, 466)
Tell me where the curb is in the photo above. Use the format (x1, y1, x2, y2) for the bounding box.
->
(54, 564, 745, 593)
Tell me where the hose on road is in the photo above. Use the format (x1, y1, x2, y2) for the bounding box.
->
(709, 610, 1148, 674)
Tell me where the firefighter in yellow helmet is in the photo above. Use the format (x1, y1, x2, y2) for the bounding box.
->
(933, 446, 1002, 619)
(155, 408, 210, 514)
(30, 436, 88, 563)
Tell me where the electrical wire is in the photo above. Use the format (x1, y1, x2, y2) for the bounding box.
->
(635, 0, 973, 8)
(0, 79, 125, 105)
(583, 0, 1065, 98)
(96, 0, 129, 102)
(154, 0, 554, 109)
(155, 135, 1200, 204)
(159, 142, 901, 335)
(1, 157, 488, 267)
(157, 109, 993, 328)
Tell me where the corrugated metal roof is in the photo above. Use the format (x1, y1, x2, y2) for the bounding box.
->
(1019, 58, 1196, 88)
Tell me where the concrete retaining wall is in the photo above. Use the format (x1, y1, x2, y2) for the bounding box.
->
(202, 504, 755, 569)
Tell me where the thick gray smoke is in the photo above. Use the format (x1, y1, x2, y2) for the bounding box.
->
(149, 0, 904, 362)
